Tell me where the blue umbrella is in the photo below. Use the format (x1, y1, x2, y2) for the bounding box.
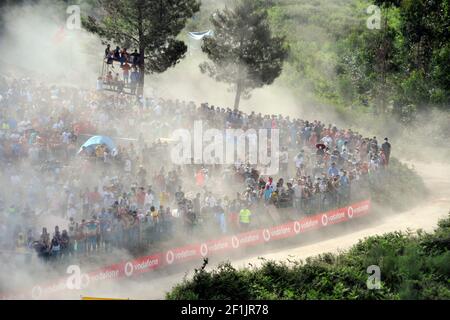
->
(78, 135, 117, 154)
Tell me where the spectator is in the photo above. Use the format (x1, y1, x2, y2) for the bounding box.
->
(122, 62, 131, 84)
(239, 206, 251, 230)
(381, 138, 391, 165)
(328, 162, 339, 177)
(104, 44, 111, 58)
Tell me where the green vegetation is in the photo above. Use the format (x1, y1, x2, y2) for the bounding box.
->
(187, 0, 450, 125)
(200, 0, 288, 108)
(265, 0, 450, 120)
(167, 214, 450, 300)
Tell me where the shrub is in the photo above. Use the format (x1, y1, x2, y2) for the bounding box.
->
(166, 214, 450, 300)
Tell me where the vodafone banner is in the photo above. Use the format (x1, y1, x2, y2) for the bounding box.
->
(165, 244, 201, 266)
(1, 199, 370, 300)
(234, 229, 264, 248)
(202, 237, 233, 256)
(264, 222, 296, 242)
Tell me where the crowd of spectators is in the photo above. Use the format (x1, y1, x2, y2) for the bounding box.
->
(0, 76, 391, 265)
(100, 45, 142, 94)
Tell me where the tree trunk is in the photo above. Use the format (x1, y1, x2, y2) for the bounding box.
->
(137, 7, 144, 97)
(137, 46, 145, 97)
(379, 12, 388, 115)
(234, 79, 243, 109)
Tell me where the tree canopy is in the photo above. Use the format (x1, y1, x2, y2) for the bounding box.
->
(200, 0, 288, 108)
(261, 0, 450, 121)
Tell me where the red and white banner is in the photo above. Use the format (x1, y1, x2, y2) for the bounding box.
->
(164, 244, 201, 266)
(234, 229, 264, 248)
(265, 222, 296, 242)
(1, 199, 371, 299)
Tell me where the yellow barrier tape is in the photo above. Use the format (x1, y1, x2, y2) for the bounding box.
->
(81, 296, 129, 300)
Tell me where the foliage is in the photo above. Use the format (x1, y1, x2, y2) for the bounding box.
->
(167, 214, 450, 300)
(200, 0, 288, 108)
(249, 0, 450, 120)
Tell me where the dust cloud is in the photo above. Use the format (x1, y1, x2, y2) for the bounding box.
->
(0, 0, 449, 301)
(0, 0, 101, 85)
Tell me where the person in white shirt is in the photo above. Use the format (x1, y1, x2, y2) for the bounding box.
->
(144, 189, 155, 210)
(279, 147, 289, 175)
(205, 193, 217, 208)
(294, 150, 304, 171)
(292, 180, 303, 209)
(96, 77, 103, 91)
(62, 131, 70, 144)
(124, 158, 132, 174)
(321, 135, 333, 148)
(67, 205, 77, 220)
(102, 189, 114, 208)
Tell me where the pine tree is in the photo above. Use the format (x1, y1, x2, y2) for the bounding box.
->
(200, 0, 288, 109)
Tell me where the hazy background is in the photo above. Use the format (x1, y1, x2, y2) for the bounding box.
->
(0, 0, 449, 299)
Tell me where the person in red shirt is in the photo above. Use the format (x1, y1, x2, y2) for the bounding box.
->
(122, 62, 131, 84)
(195, 169, 205, 187)
(360, 162, 369, 175)
(73, 123, 81, 136)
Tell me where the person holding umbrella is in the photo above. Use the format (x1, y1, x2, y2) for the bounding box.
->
(315, 143, 327, 164)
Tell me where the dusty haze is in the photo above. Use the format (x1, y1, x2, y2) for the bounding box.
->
(0, 0, 449, 300)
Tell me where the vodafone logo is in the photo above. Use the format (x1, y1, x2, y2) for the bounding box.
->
(263, 229, 271, 242)
(321, 214, 328, 226)
(231, 236, 240, 249)
(166, 250, 175, 265)
(31, 286, 42, 300)
(124, 262, 134, 277)
(200, 243, 208, 257)
(294, 221, 301, 234)
(347, 206, 354, 219)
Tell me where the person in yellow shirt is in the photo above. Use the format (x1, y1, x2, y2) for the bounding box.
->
(1, 121, 9, 130)
(95, 145, 103, 158)
(239, 206, 252, 230)
(159, 191, 169, 207)
(150, 206, 159, 223)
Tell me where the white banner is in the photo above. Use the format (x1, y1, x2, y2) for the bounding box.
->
(188, 30, 213, 40)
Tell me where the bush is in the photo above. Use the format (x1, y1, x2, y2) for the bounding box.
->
(166, 214, 450, 300)
(369, 157, 428, 211)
